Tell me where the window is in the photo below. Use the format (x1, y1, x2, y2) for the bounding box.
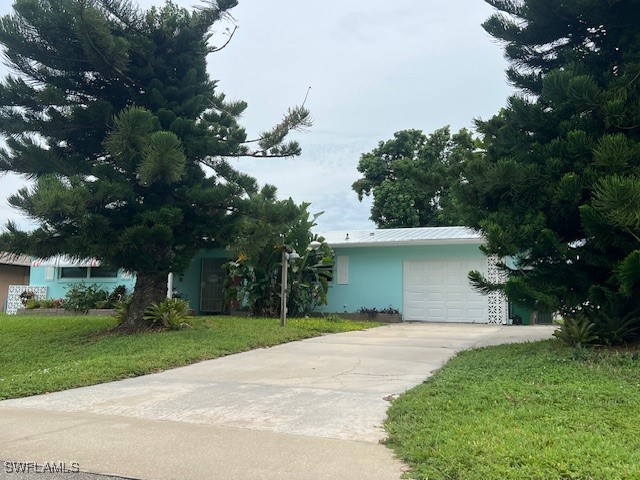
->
(44, 267, 55, 281)
(60, 267, 88, 279)
(59, 267, 118, 279)
(89, 267, 118, 278)
(336, 255, 349, 285)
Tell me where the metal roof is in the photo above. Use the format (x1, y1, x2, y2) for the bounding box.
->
(319, 226, 483, 247)
(31, 256, 102, 267)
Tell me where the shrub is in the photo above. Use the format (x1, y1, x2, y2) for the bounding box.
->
(379, 305, 400, 314)
(24, 298, 63, 309)
(113, 295, 132, 324)
(24, 299, 40, 309)
(591, 304, 640, 346)
(553, 314, 598, 347)
(42, 299, 63, 308)
(325, 313, 344, 323)
(357, 307, 379, 318)
(50, 299, 63, 308)
(108, 285, 128, 305)
(143, 298, 191, 330)
(64, 283, 109, 313)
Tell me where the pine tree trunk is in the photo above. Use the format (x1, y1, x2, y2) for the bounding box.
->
(120, 272, 168, 330)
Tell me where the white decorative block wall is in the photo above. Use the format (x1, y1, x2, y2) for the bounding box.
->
(486, 255, 508, 324)
(5, 285, 48, 315)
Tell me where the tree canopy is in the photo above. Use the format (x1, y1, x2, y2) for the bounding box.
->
(456, 0, 640, 343)
(224, 197, 332, 317)
(0, 0, 311, 328)
(352, 127, 476, 228)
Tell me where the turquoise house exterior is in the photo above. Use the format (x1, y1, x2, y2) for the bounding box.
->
(26, 252, 230, 315)
(26, 227, 517, 324)
(171, 249, 230, 315)
(28, 256, 136, 300)
(320, 227, 508, 324)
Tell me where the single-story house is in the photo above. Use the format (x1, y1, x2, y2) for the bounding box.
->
(24, 227, 538, 324)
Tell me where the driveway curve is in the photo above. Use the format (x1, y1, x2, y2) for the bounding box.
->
(0, 323, 555, 480)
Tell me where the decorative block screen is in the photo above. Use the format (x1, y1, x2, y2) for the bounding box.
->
(486, 255, 508, 324)
(6, 285, 48, 315)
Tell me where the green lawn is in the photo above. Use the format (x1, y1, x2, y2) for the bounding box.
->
(0, 314, 377, 400)
(385, 340, 640, 480)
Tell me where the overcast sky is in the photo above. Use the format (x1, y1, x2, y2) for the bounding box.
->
(0, 0, 514, 233)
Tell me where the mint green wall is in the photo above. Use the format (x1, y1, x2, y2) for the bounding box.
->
(29, 249, 230, 312)
(29, 267, 136, 299)
(29, 244, 488, 317)
(321, 243, 485, 314)
(173, 249, 230, 314)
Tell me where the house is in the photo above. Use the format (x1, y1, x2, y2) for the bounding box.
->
(318, 227, 508, 324)
(24, 227, 523, 324)
(174, 227, 509, 323)
(1, 252, 31, 313)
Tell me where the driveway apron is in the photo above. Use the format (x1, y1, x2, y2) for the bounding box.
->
(0, 323, 555, 480)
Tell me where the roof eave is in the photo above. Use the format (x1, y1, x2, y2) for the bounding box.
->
(0, 253, 32, 267)
(328, 238, 484, 248)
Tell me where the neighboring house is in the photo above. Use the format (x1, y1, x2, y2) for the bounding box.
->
(1, 252, 31, 313)
(319, 227, 508, 324)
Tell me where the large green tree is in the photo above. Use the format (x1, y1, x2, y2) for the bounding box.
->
(456, 0, 640, 340)
(352, 127, 477, 228)
(0, 0, 311, 328)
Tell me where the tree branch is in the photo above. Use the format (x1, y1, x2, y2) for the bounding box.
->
(77, 0, 137, 86)
(209, 24, 238, 53)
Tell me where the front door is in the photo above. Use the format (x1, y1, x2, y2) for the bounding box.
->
(200, 258, 226, 313)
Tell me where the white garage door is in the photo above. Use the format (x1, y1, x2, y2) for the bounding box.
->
(403, 258, 488, 323)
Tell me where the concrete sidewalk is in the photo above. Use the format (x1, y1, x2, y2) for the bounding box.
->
(0, 323, 555, 480)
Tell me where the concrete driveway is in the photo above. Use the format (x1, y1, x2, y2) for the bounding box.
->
(0, 323, 555, 480)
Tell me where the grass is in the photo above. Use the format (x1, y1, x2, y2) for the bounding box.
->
(0, 313, 378, 400)
(384, 340, 640, 480)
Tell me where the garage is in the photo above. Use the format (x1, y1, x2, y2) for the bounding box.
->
(320, 226, 506, 324)
(403, 258, 488, 322)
